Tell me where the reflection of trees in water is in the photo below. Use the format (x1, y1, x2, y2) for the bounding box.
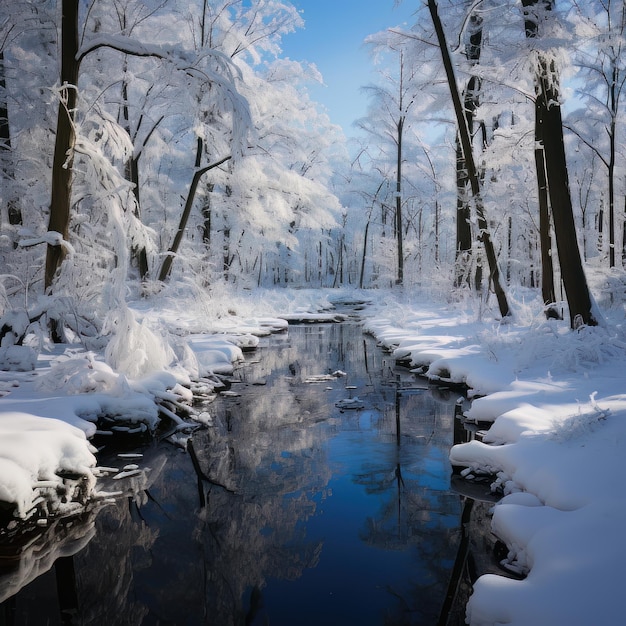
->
(73, 502, 156, 625)
(64, 449, 170, 624)
(1, 323, 463, 626)
(354, 388, 462, 625)
(198, 379, 337, 493)
(207, 323, 461, 625)
(184, 324, 369, 624)
(0, 449, 167, 624)
(238, 323, 382, 389)
(184, 322, 396, 624)
(0, 511, 97, 605)
(190, 377, 336, 624)
(195, 487, 325, 625)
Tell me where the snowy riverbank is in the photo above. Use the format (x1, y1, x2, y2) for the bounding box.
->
(0, 286, 340, 524)
(363, 287, 626, 626)
(2, 284, 626, 624)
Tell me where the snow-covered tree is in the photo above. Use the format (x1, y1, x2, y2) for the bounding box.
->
(522, 0, 597, 327)
(566, 0, 626, 268)
(354, 24, 452, 289)
(427, 0, 511, 318)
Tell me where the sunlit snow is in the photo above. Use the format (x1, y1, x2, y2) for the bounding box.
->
(363, 289, 626, 626)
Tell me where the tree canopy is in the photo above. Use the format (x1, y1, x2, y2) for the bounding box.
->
(0, 0, 623, 348)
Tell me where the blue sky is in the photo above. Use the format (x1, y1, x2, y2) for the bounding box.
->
(280, 1, 417, 135)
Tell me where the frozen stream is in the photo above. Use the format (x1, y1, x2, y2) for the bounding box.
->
(1, 321, 464, 625)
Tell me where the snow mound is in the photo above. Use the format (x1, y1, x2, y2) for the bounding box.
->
(35, 354, 131, 396)
(0, 345, 37, 371)
(0, 412, 96, 520)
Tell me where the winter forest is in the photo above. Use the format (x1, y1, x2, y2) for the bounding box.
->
(1, 0, 624, 329)
(0, 0, 621, 324)
(3, 0, 626, 624)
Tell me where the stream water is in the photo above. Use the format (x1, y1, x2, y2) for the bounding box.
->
(0, 320, 465, 625)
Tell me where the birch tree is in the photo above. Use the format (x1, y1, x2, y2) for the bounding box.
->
(455, 10, 485, 289)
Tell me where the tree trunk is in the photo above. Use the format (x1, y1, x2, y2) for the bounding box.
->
(201, 187, 213, 245)
(537, 76, 597, 326)
(455, 12, 483, 288)
(0, 50, 22, 242)
(45, 0, 79, 291)
(622, 193, 626, 266)
(608, 91, 616, 267)
(120, 76, 150, 280)
(157, 154, 231, 282)
(534, 101, 557, 307)
(428, 0, 510, 319)
(360, 219, 370, 289)
(395, 116, 404, 285)
(523, 0, 597, 327)
(455, 137, 472, 287)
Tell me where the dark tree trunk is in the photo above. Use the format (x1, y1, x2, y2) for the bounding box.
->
(45, 0, 79, 291)
(537, 82, 596, 326)
(534, 101, 557, 307)
(157, 154, 231, 282)
(201, 183, 214, 246)
(120, 76, 150, 280)
(428, 0, 510, 319)
(360, 219, 370, 289)
(0, 50, 22, 241)
(523, 0, 597, 327)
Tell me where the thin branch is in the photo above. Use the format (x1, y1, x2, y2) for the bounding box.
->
(562, 123, 609, 168)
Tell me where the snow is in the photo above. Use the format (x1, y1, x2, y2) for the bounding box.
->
(278, 311, 348, 323)
(185, 333, 245, 375)
(363, 288, 626, 625)
(2, 286, 626, 625)
(0, 411, 96, 519)
(0, 291, 295, 524)
(18, 230, 76, 255)
(0, 345, 37, 371)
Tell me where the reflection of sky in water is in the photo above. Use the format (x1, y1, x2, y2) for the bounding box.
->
(263, 437, 459, 624)
(243, 324, 463, 624)
(267, 473, 421, 625)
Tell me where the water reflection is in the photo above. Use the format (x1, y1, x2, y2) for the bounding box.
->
(191, 323, 462, 625)
(0, 322, 462, 625)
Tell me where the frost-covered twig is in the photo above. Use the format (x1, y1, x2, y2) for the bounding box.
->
(589, 391, 610, 420)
